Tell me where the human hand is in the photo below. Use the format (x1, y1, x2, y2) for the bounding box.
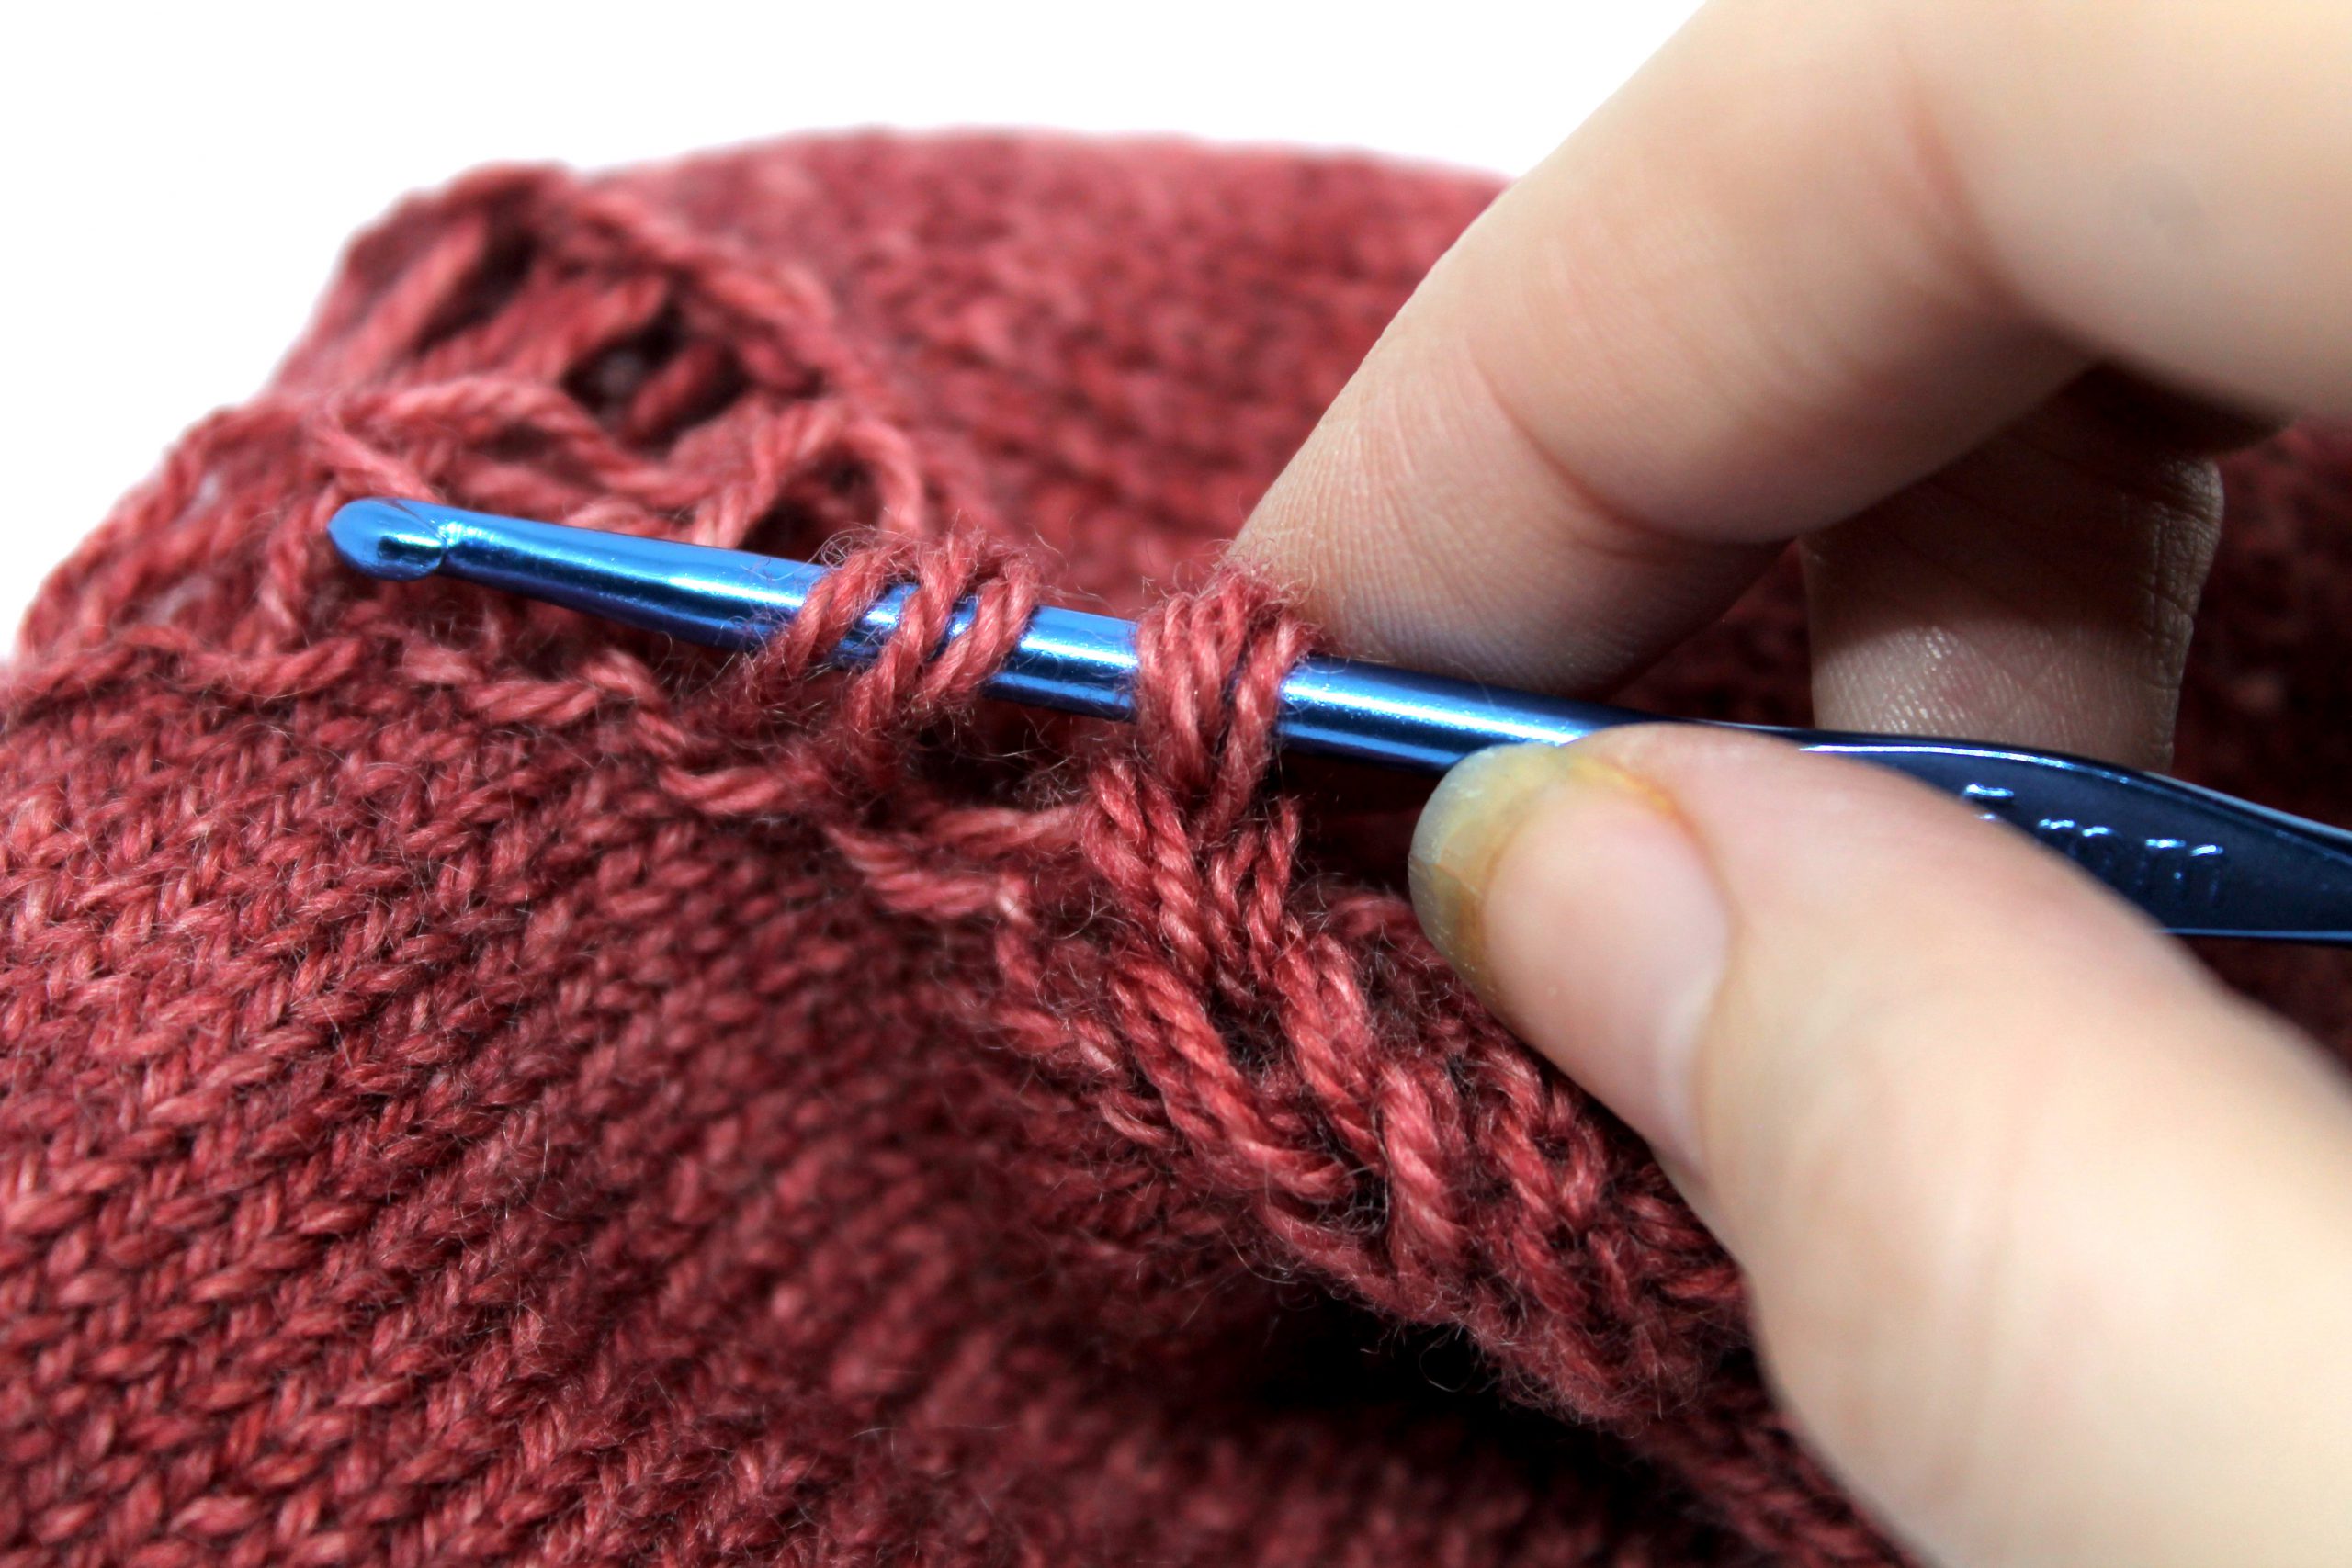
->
(1233, 4, 2352, 1564)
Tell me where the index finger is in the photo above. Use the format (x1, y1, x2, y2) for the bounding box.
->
(1234, 0, 2352, 694)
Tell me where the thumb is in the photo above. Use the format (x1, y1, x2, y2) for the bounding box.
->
(1411, 731, 2352, 1568)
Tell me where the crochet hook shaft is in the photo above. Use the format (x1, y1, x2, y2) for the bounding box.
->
(331, 498, 2352, 945)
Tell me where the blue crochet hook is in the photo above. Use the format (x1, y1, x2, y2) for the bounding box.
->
(330, 497, 2352, 945)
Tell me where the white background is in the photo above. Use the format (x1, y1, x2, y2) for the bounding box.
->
(0, 1, 1701, 643)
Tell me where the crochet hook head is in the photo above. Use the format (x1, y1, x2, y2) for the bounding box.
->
(328, 499, 2352, 945)
(329, 498, 449, 581)
(332, 497, 828, 651)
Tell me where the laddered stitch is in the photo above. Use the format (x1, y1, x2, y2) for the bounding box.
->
(46, 135, 2352, 1567)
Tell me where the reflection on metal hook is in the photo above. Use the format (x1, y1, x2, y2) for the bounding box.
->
(328, 498, 2352, 945)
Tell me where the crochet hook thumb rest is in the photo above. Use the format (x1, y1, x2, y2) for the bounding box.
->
(330, 498, 2352, 945)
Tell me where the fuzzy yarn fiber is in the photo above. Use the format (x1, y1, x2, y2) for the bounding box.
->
(5, 133, 2351, 1568)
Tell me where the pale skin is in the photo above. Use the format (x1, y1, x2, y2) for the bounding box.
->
(1232, 4, 2352, 1566)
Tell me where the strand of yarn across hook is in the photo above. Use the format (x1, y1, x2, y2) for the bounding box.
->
(6, 131, 2352, 1567)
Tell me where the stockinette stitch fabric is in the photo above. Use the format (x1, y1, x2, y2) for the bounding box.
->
(4, 133, 2350, 1568)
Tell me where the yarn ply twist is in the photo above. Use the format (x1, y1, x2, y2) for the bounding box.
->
(5, 133, 2350, 1568)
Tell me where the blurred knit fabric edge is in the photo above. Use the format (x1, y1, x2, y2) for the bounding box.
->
(5, 131, 2349, 1567)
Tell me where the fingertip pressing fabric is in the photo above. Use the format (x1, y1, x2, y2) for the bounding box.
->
(5, 132, 2349, 1567)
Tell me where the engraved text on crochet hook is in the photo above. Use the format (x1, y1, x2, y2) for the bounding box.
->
(1963, 784, 2226, 910)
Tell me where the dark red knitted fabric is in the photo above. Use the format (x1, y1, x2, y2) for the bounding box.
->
(5, 133, 2350, 1567)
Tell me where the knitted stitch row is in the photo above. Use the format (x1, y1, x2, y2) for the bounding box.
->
(4, 133, 2348, 1567)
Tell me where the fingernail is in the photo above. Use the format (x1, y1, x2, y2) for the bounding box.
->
(1409, 743, 1726, 1169)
